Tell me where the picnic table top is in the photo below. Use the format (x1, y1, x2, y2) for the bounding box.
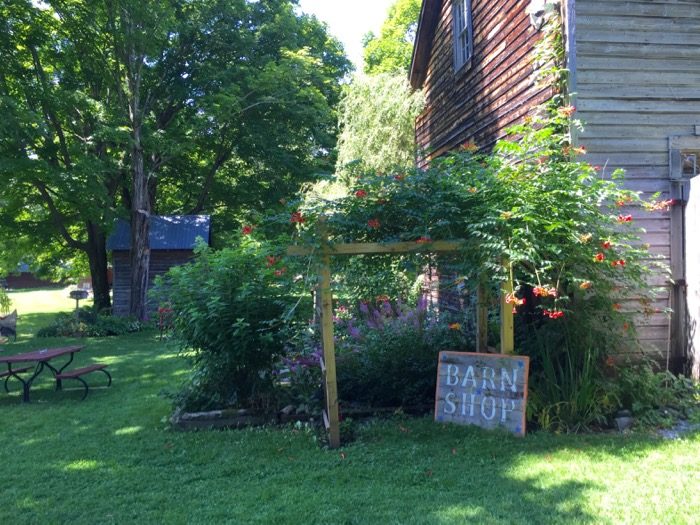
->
(0, 345, 84, 364)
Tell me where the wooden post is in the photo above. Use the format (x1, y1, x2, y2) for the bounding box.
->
(476, 277, 489, 353)
(500, 279, 515, 354)
(318, 220, 340, 449)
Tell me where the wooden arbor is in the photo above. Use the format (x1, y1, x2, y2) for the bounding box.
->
(287, 226, 515, 449)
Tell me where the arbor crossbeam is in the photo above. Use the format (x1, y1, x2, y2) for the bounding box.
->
(287, 234, 513, 449)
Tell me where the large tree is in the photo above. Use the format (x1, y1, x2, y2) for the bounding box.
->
(335, 0, 423, 174)
(336, 73, 424, 173)
(0, 0, 349, 316)
(363, 0, 421, 75)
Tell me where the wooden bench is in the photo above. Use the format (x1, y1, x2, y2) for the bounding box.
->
(0, 365, 33, 393)
(55, 364, 112, 400)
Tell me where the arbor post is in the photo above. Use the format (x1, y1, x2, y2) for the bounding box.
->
(476, 276, 489, 353)
(500, 278, 515, 354)
(318, 220, 341, 448)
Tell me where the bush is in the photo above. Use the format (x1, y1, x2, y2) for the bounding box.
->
(154, 241, 297, 412)
(610, 360, 700, 428)
(0, 286, 11, 315)
(334, 299, 472, 407)
(37, 307, 142, 337)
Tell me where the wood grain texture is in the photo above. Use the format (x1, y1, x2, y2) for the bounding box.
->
(575, 0, 700, 359)
(112, 250, 194, 316)
(414, 0, 551, 163)
(434, 352, 529, 436)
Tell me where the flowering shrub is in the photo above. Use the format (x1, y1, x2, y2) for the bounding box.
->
(271, 93, 667, 430)
(154, 239, 303, 412)
(334, 298, 471, 407)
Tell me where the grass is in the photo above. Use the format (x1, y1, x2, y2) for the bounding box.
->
(1, 292, 699, 523)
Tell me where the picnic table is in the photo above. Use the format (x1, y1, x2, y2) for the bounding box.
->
(0, 345, 84, 402)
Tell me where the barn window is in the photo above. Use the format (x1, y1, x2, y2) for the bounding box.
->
(453, 0, 473, 71)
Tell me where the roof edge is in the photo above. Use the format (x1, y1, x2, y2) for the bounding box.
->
(409, 0, 443, 89)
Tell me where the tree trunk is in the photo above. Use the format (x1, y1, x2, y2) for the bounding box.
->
(85, 221, 111, 311)
(129, 123, 151, 321)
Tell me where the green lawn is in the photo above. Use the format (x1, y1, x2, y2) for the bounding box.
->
(1, 292, 699, 524)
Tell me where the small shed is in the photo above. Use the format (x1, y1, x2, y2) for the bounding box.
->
(107, 215, 211, 316)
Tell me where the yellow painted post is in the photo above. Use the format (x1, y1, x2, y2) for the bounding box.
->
(476, 277, 489, 353)
(500, 279, 515, 355)
(318, 220, 340, 449)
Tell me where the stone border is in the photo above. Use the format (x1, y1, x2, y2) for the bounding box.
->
(170, 404, 433, 431)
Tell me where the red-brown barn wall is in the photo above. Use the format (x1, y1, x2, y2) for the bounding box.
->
(4, 273, 63, 290)
(416, 0, 553, 165)
(112, 250, 195, 317)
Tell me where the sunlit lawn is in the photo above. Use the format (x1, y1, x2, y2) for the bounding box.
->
(0, 291, 699, 523)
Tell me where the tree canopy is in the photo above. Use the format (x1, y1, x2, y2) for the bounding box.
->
(336, 73, 424, 173)
(363, 0, 422, 75)
(0, 0, 350, 313)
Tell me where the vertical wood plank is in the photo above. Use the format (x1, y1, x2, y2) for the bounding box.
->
(320, 255, 340, 448)
(500, 280, 515, 354)
(476, 277, 489, 353)
(318, 219, 340, 449)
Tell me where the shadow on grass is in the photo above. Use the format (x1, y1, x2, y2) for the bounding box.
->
(1, 327, 698, 523)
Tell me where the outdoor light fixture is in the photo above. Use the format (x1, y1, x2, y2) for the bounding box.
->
(527, 0, 559, 31)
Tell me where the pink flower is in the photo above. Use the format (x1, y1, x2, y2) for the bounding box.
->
(367, 218, 380, 229)
(290, 211, 305, 224)
(355, 189, 367, 198)
(242, 225, 253, 235)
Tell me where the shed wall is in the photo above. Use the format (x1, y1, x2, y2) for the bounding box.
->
(574, 0, 700, 363)
(415, 0, 552, 163)
(112, 251, 195, 317)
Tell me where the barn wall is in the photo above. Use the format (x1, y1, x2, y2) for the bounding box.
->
(574, 0, 700, 364)
(415, 0, 553, 164)
(112, 250, 195, 317)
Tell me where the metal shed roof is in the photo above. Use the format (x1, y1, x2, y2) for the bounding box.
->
(107, 215, 211, 251)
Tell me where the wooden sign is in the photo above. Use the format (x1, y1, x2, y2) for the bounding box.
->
(434, 352, 530, 436)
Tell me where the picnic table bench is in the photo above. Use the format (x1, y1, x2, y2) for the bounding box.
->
(0, 346, 112, 402)
(55, 364, 112, 400)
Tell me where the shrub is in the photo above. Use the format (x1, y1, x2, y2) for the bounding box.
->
(0, 286, 11, 315)
(610, 360, 700, 428)
(334, 298, 472, 407)
(154, 240, 297, 412)
(37, 307, 142, 337)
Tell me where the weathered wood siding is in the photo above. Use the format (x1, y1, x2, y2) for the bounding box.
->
(415, 0, 552, 163)
(575, 0, 700, 363)
(112, 251, 195, 317)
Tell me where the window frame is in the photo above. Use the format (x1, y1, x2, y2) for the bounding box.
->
(453, 0, 474, 72)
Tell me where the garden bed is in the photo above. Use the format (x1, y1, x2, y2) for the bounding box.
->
(170, 404, 433, 431)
